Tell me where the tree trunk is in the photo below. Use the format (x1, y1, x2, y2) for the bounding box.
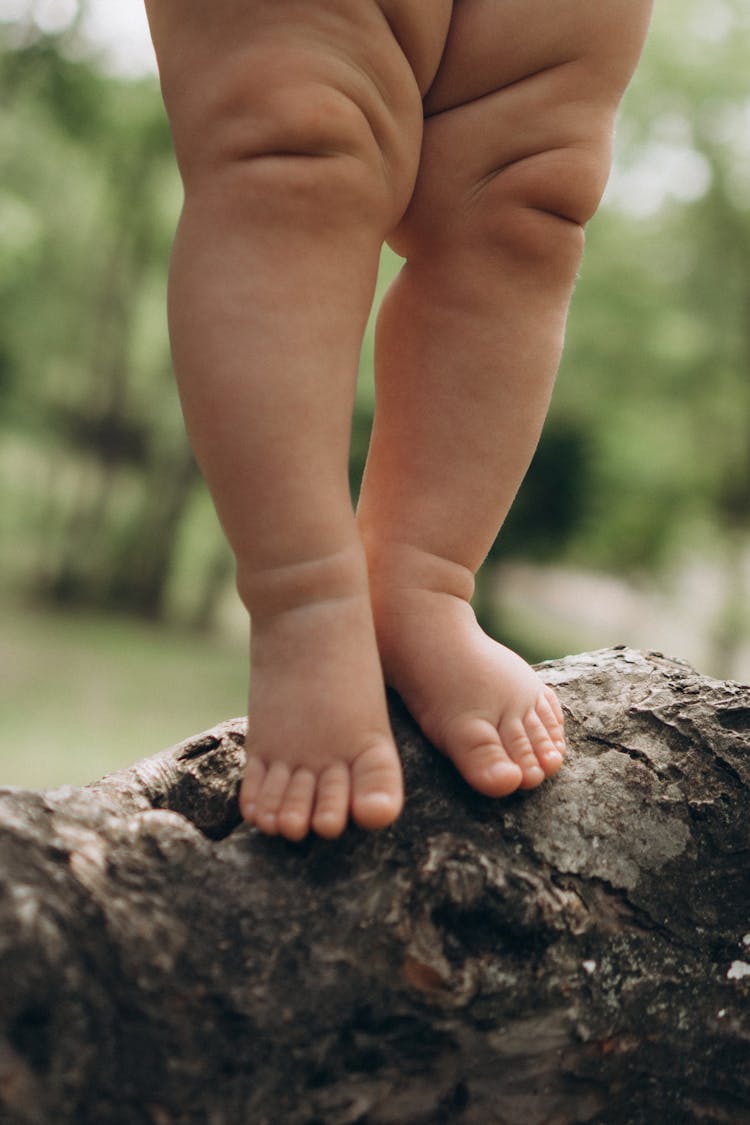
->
(1, 647, 748, 1125)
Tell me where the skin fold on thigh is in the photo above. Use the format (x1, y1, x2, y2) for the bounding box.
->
(385, 0, 653, 249)
(144, 0, 453, 135)
(143, 0, 456, 222)
(425, 0, 653, 115)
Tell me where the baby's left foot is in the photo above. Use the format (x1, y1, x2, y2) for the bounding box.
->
(367, 545, 566, 797)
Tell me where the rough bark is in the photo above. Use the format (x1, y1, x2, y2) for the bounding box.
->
(0, 647, 748, 1125)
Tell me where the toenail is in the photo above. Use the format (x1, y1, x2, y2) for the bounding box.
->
(315, 812, 338, 830)
(360, 791, 393, 809)
(546, 750, 563, 767)
(527, 765, 545, 782)
(489, 761, 521, 780)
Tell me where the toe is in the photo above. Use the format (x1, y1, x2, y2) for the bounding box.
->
(445, 716, 523, 797)
(239, 755, 266, 822)
(311, 761, 350, 839)
(351, 739, 403, 830)
(530, 695, 566, 774)
(277, 768, 316, 841)
(523, 704, 564, 778)
(466, 746, 524, 796)
(540, 686, 566, 750)
(500, 716, 546, 789)
(254, 760, 292, 835)
(544, 683, 565, 723)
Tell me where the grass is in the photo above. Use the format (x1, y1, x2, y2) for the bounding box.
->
(0, 597, 248, 788)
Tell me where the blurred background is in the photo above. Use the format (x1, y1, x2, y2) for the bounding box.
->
(1, 0, 749, 787)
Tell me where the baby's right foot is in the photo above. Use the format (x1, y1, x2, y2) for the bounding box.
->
(366, 542, 566, 799)
(238, 546, 403, 842)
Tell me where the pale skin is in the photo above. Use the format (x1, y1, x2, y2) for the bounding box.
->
(144, 0, 652, 840)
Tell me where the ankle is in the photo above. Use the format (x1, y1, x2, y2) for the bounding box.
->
(237, 541, 371, 621)
(361, 536, 476, 604)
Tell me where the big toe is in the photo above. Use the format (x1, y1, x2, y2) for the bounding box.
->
(350, 739, 403, 830)
(445, 716, 523, 797)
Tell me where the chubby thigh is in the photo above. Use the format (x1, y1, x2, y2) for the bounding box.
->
(390, 0, 653, 255)
(143, 0, 452, 185)
(144, 0, 652, 248)
(427, 0, 653, 115)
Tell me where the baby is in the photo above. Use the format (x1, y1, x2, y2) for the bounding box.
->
(144, 0, 652, 840)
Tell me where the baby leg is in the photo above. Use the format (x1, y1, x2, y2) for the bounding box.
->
(358, 0, 652, 795)
(144, 0, 449, 838)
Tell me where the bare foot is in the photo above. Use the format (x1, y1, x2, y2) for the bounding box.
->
(238, 550, 403, 841)
(367, 544, 566, 797)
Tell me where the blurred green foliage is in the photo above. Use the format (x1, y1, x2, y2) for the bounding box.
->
(1, 0, 750, 761)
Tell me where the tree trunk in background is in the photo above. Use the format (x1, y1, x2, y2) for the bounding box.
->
(190, 542, 235, 633)
(105, 446, 200, 620)
(0, 647, 748, 1125)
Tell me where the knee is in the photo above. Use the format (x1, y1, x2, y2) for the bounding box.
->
(484, 144, 610, 283)
(162, 53, 419, 232)
(395, 141, 611, 288)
